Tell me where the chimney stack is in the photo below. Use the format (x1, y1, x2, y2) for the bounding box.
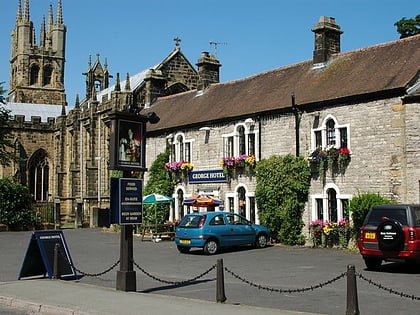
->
(312, 16, 343, 65)
(196, 52, 221, 90)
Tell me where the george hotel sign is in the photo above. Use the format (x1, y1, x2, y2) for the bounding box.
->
(188, 170, 227, 183)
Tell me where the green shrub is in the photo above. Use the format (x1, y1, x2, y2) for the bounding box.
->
(0, 178, 36, 230)
(143, 147, 173, 225)
(348, 192, 393, 237)
(255, 154, 311, 245)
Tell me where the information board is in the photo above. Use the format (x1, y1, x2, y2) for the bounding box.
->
(110, 178, 143, 225)
(119, 178, 143, 225)
(18, 230, 77, 280)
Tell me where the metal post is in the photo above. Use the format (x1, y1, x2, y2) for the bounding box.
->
(346, 264, 360, 315)
(116, 224, 136, 291)
(216, 258, 227, 303)
(53, 243, 60, 279)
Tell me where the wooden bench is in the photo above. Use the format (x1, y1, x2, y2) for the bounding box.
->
(139, 224, 175, 241)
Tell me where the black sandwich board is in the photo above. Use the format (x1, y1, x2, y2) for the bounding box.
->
(18, 230, 77, 280)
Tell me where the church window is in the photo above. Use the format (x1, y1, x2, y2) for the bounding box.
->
(30, 65, 39, 85)
(42, 65, 53, 86)
(29, 149, 49, 201)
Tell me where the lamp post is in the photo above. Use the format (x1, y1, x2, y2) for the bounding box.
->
(108, 109, 160, 292)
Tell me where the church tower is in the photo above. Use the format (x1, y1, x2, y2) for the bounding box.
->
(8, 0, 67, 106)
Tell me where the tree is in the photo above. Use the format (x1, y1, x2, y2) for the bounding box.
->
(143, 145, 174, 225)
(0, 177, 37, 230)
(348, 192, 393, 238)
(395, 14, 420, 38)
(255, 154, 311, 245)
(0, 82, 20, 167)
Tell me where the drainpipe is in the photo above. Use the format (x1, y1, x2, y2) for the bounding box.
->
(292, 93, 301, 157)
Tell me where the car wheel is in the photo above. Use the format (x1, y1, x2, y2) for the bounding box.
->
(377, 220, 404, 251)
(203, 239, 219, 255)
(177, 246, 190, 254)
(364, 257, 382, 271)
(255, 233, 268, 248)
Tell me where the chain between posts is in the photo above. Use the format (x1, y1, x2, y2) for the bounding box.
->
(57, 248, 420, 302)
(225, 266, 346, 293)
(132, 259, 216, 285)
(356, 272, 420, 301)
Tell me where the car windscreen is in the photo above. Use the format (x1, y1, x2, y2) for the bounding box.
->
(178, 215, 205, 228)
(365, 208, 408, 226)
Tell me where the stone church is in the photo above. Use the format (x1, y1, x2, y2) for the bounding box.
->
(2, 0, 220, 225)
(2, 0, 420, 235)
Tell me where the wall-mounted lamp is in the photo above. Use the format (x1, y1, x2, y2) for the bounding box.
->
(146, 112, 160, 124)
(166, 133, 173, 139)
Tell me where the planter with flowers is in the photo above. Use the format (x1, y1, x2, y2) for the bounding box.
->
(164, 161, 194, 182)
(309, 218, 351, 248)
(219, 154, 256, 179)
(308, 219, 324, 247)
(309, 147, 351, 176)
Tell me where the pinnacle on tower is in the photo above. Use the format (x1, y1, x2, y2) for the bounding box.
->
(124, 73, 131, 91)
(16, 0, 22, 21)
(57, 0, 63, 24)
(115, 73, 121, 92)
(23, 0, 29, 21)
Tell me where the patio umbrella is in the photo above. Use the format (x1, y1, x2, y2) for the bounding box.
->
(143, 193, 173, 204)
(183, 194, 224, 207)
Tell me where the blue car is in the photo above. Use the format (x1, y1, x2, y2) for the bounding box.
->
(175, 211, 270, 254)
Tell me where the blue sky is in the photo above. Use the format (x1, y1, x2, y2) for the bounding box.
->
(1, 0, 418, 107)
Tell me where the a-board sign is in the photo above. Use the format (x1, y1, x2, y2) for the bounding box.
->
(18, 230, 77, 280)
(110, 178, 143, 225)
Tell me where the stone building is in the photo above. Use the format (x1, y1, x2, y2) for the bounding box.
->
(142, 17, 420, 229)
(2, 1, 420, 236)
(1, 0, 220, 224)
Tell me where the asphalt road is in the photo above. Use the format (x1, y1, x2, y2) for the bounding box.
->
(1, 228, 419, 315)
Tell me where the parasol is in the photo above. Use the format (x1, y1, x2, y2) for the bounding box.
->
(183, 194, 224, 207)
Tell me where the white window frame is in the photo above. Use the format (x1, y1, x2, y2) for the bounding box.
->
(222, 120, 259, 158)
(311, 114, 350, 150)
(171, 132, 194, 162)
(311, 183, 352, 222)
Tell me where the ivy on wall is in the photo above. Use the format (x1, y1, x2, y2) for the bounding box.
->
(255, 154, 311, 245)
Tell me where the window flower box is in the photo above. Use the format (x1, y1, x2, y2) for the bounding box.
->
(219, 154, 256, 178)
(309, 147, 351, 176)
(164, 161, 194, 182)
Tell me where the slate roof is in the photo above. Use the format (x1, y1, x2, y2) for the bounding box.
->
(5, 102, 64, 122)
(143, 34, 420, 133)
(96, 46, 195, 103)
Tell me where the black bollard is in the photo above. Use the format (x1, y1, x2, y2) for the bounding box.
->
(346, 264, 360, 315)
(53, 243, 60, 279)
(216, 259, 227, 303)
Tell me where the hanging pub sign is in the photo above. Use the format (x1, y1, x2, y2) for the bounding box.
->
(109, 111, 147, 171)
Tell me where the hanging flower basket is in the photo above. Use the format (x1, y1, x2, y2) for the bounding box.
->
(309, 147, 351, 176)
(164, 161, 194, 182)
(219, 154, 256, 178)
